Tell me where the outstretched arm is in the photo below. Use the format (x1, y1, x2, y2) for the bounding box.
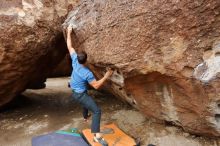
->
(66, 25, 76, 55)
(89, 69, 113, 89)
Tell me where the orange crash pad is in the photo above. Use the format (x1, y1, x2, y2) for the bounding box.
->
(82, 123, 136, 146)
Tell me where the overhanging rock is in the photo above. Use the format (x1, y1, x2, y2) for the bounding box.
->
(0, 0, 78, 106)
(63, 0, 220, 136)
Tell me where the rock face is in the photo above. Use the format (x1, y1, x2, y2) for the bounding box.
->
(0, 0, 77, 107)
(64, 0, 220, 136)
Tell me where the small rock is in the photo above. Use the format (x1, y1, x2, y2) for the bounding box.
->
(183, 132, 190, 137)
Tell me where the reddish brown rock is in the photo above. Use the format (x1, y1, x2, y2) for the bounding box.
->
(0, 0, 78, 106)
(64, 0, 220, 136)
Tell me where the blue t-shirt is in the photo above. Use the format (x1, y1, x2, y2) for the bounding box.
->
(70, 53, 95, 93)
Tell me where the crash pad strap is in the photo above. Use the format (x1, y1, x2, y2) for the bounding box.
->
(55, 131, 81, 137)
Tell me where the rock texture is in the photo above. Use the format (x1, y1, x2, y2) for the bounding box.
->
(0, 0, 77, 107)
(64, 0, 220, 136)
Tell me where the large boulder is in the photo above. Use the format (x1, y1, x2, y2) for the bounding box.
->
(64, 0, 220, 136)
(0, 0, 77, 106)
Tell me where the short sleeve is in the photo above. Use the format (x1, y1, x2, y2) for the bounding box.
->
(70, 53, 77, 61)
(86, 71, 95, 83)
(70, 53, 78, 67)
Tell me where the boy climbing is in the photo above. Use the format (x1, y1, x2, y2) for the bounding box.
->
(66, 25, 113, 146)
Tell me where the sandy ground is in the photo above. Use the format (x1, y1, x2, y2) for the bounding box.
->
(0, 77, 220, 146)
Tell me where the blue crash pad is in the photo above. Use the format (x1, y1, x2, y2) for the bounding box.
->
(32, 128, 89, 146)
